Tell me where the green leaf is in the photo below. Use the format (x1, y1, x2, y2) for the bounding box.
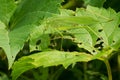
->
(109, 27, 120, 49)
(9, 0, 61, 29)
(84, 0, 106, 7)
(51, 16, 98, 25)
(74, 6, 119, 52)
(68, 28, 97, 54)
(60, 9, 75, 16)
(0, 72, 9, 80)
(0, 0, 16, 25)
(47, 6, 120, 57)
(76, 6, 119, 38)
(30, 25, 50, 51)
(12, 50, 93, 80)
(92, 47, 113, 60)
(0, 21, 13, 67)
(0, 0, 61, 68)
(108, 13, 120, 49)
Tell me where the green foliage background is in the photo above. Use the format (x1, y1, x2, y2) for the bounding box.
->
(0, 0, 120, 80)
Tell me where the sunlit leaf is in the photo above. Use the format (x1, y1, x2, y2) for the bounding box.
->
(74, 6, 119, 54)
(12, 50, 93, 80)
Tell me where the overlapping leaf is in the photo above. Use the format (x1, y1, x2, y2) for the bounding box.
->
(0, 0, 16, 68)
(12, 50, 93, 80)
(75, 6, 119, 53)
(11, 5, 120, 80)
(84, 0, 106, 7)
(0, 0, 61, 68)
(29, 24, 50, 51)
(0, 0, 16, 25)
(50, 6, 120, 55)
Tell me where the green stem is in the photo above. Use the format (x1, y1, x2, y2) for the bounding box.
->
(83, 62, 87, 80)
(104, 59, 112, 80)
(62, 0, 76, 9)
(118, 54, 120, 72)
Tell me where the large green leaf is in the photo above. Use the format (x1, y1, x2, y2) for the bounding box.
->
(54, 6, 120, 54)
(0, 0, 16, 25)
(9, 0, 61, 29)
(79, 6, 119, 48)
(47, 6, 120, 56)
(76, 6, 118, 37)
(29, 15, 98, 52)
(0, 0, 61, 68)
(12, 50, 93, 80)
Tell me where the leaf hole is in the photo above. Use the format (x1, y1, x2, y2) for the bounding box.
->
(98, 29, 103, 32)
(118, 25, 120, 28)
(36, 46, 38, 49)
(113, 40, 115, 43)
(63, 30, 67, 33)
(94, 41, 104, 50)
(75, 54, 79, 56)
(94, 44, 99, 48)
(100, 42, 104, 45)
(92, 50, 96, 53)
(36, 40, 41, 45)
(79, 42, 82, 45)
(96, 38, 101, 41)
(96, 37, 103, 42)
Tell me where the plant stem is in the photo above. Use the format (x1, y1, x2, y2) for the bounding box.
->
(62, 0, 76, 9)
(104, 59, 112, 80)
(83, 62, 87, 80)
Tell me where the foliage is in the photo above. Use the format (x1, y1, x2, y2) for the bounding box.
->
(0, 0, 120, 80)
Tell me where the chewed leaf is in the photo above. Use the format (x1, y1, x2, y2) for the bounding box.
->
(47, 6, 120, 56)
(76, 6, 119, 38)
(68, 28, 97, 54)
(75, 6, 119, 51)
(12, 50, 93, 80)
(109, 27, 120, 49)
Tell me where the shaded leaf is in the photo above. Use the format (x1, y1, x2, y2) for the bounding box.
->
(9, 0, 61, 29)
(0, 72, 9, 80)
(84, 0, 106, 7)
(0, 0, 16, 25)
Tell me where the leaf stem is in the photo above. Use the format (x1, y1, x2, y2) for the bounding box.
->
(83, 62, 87, 80)
(104, 59, 112, 80)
